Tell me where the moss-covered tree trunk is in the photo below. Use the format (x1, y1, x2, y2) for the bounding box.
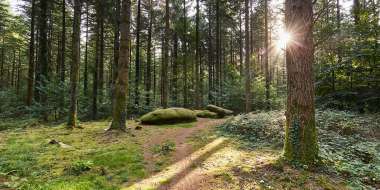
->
(67, 0, 81, 128)
(284, 0, 318, 165)
(109, 0, 131, 131)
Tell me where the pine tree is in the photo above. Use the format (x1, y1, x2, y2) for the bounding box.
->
(283, 0, 318, 165)
(110, 0, 131, 131)
(67, 0, 82, 128)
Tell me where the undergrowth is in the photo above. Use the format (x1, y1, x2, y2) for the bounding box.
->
(217, 109, 380, 189)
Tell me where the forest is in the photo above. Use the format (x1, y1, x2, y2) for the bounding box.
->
(0, 0, 379, 189)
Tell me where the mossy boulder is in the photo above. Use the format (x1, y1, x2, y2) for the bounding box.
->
(195, 110, 219, 118)
(140, 108, 197, 125)
(206, 105, 233, 118)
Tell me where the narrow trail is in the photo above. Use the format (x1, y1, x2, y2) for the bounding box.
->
(124, 118, 227, 190)
(141, 118, 227, 174)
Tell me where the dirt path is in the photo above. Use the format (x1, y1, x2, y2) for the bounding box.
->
(141, 118, 227, 174)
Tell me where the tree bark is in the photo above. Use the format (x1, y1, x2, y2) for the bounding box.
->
(16, 50, 21, 95)
(58, 0, 66, 117)
(284, 0, 318, 165)
(36, 0, 50, 120)
(182, 0, 188, 107)
(146, 0, 153, 106)
(215, 0, 221, 106)
(68, 0, 82, 128)
(26, 0, 36, 106)
(92, 13, 100, 119)
(239, 8, 243, 77)
(207, 3, 214, 104)
(134, 0, 142, 108)
(99, 5, 105, 100)
(0, 40, 4, 88)
(161, 0, 170, 108)
(264, 0, 270, 109)
(195, 0, 201, 108)
(172, 32, 178, 106)
(83, 1, 89, 96)
(244, 0, 251, 113)
(110, 0, 131, 131)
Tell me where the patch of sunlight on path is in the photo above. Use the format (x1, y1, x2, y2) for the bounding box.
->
(123, 137, 227, 190)
(169, 146, 243, 190)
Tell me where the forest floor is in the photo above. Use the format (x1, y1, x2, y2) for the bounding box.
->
(0, 109, 379, 190)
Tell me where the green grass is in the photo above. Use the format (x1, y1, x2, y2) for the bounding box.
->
(0, 117, 39, 131)
(0, 120, 146, 190)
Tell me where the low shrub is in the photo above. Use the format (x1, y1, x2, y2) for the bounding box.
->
(67, 160, 94, 175)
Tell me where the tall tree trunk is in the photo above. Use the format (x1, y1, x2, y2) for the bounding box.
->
(112, 0, 121, 106)
(284, 0, 318, 165)
(161, 0, 170, 108)
(16, 50, 21, 95)
(68, 0, 82, 128)
(239, 8, 243, 77)
(182, 0, 188, 107)
(36, 0, 50, 120)
(0, 40, 4, 88)
(244, 0, 251, 113)
(336, 0, 341, 92)
(153, 48, 156, 105)
(215, 0, 221, 106)
(11, 50, 16, 87)
(84, 2, 89, 96)
(110, 0, 131, 131)
(26, 0, 36, 106)
(195, 0, 201, 108)
(59, 0, 66, 116)
(264, 0, 270, 109)
(207, 3, 213, 103)
(92, 15, 100, 119)
(99, 7, 105, 101)
(172, 33, 178, 106)
(135, 0, 141, 108)
(146, 0, 153, 106)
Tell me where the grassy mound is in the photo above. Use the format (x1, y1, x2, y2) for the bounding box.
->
(218, 111, 285, 146)
(195, 110, 218, 118)
(206, 105, 233, 118)
(140, 108, 197, 125)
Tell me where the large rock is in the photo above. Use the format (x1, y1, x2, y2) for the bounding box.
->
(206, 105, 233, 118)
(195, 110, 219, 118)
(140, 108, 197, 125)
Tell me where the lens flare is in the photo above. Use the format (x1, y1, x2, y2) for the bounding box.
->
(276, 31, 292, 50)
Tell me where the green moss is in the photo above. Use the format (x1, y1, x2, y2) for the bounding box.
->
(206, 105, 233, 118)
(195, 110, 218, 118)
(284, 110, 318, 165)
(140, 108, 197, 125)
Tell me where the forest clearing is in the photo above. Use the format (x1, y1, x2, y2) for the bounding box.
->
(0, 0, 379, 189)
